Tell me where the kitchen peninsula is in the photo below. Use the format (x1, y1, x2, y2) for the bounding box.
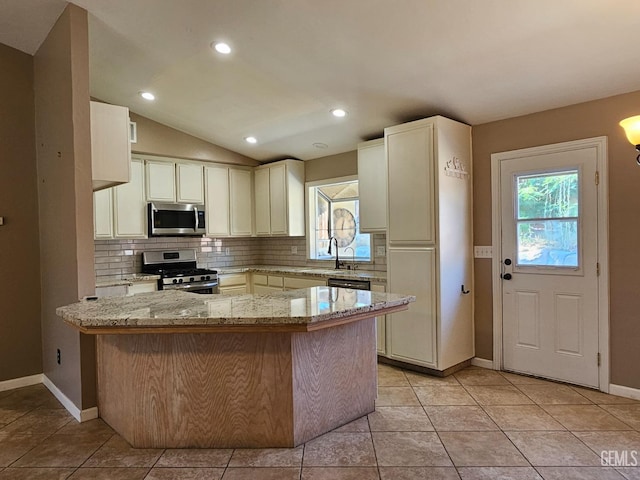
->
(58, 288, 414, 448)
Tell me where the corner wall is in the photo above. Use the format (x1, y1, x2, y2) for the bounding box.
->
(472, 90, 640, 389)
(0, 43, 42, 382)
(34, 4, 96, 409)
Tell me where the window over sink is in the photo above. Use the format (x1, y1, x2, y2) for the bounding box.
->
(306, 176, 371, 262)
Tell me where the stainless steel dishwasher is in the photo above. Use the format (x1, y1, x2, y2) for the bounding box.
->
(327, 278, 371, 290)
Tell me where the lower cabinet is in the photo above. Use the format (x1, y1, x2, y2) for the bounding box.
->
(283, 276, 326, 290)
(127, 281, 157, 295)
(218, 273, 248, 294)
(252, 274, 284, 293)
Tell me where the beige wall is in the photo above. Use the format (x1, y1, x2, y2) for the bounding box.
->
(34, 4, 96, 408)
(0, 43, 42, 381)
(130, 112, 259, 167)
(305, 150, 357, 182)
(472, 90, 640, 389)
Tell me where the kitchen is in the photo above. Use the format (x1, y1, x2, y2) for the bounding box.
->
(2, 1, 640, 479)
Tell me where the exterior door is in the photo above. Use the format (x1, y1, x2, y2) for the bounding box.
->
(500, 146, 600, 387)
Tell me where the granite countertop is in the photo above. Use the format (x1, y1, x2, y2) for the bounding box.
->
(216, 265, 387, 283)
(58, 288, 414, 330)
(96, 274, 160, 288)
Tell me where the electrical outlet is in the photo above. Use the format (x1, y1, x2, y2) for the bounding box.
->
(56, 349, 61, 365)
(474, 246, 493, 258)
(375, 246, 386, 257)
(291, 246, 298, 254)
(225, 247, 230, 255)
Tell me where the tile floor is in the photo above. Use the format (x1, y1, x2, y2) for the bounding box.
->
(0, 365, 639, 479)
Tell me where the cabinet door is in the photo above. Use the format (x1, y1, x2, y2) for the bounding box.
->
(94, 188, 113, 239)
(229, 169, 253, 236)
(127, 282, 157, 295)
(269, 163, 287, 234)
(371, 283, 387, 356)
(386, 123, 435, 245)
(205, 166, 230, 236)
(114, 159, 147, 238)
(91, 101, 131, 191)
(253, 285, 283, 294)
(145, 160, 176, 202)
(254, 168, 270, 235)
(358, 139, 387, 232)
(176, 163, 204, 204)
(387, 248, 437, 367)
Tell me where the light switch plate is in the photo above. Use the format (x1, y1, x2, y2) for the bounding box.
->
(474, 246, 493, 258)
(225, 247, 230, 255)
(291, 246, 298, 254)
(375, 246, 386, 257)
(0, 216, 3, 226)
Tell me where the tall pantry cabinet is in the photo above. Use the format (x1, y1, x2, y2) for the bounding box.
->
(385, 116, 473, 371)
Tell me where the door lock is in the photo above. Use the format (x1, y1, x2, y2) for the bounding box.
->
(501, 258, 513, 280)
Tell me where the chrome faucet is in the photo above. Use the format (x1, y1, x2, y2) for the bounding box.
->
(344, 246, 357, 270)
(327, 237, 343, 269)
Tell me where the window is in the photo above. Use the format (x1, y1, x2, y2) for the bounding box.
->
(307, 177, 371, 262)
(515, 170, 579, 267)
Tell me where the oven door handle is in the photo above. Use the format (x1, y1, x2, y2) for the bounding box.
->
(164, 280, 219, 291)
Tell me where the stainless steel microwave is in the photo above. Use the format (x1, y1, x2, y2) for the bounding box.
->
(147, 203, 206, 236)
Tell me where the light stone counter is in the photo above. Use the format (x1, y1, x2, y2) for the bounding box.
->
(216, 265, 386, 283)
(95, 274, 160, 288)
(58, 288, 413, 331)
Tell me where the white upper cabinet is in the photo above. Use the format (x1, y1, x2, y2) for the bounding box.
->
(113, 158, 147, 238)
(205, 165, 230, 237)
(91, 101, 131, 191)
(357, 138, 387, 232)
(254, 168, 270, 235)
(229, 168, 253, 236)
(253, 159, 305, 236)
(176, 163, 204, 204)
(386, 122, 435, 245)
(93, 187, 113, 239)
(145, 160, 176, 202)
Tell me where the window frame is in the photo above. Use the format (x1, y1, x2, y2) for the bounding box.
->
(305, 175, 372, 264)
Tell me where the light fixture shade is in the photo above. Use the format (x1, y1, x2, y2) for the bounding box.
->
(619, 115, 640, 146)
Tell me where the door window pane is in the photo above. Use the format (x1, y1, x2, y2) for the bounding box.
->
(517, 171, 578, 219)
(515, 170, 579, 267)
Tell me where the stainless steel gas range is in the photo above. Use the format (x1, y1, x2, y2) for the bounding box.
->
(141, 249, 219, 294)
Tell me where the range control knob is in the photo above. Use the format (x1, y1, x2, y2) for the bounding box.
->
(189, 277, 194, 282)
(206, 276, 211, 280)
(178, 278, 183, 283)
(201, 276, 206, 281)
(172, 279, 178, 284)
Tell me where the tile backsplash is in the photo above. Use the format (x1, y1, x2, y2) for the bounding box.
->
(95, 234, 387, 281)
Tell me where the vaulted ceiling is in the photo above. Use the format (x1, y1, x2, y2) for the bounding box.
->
(3, 0, 640, 161)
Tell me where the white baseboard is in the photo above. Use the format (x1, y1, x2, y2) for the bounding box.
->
(0, 373, 43, 392)
(42, 375, 99, 423)
(471, 357, 494, 369)
(609, 383, 640, 401)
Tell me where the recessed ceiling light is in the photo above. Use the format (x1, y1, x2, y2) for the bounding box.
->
(213, 42, 231, 54)
(331, 108, 347, 118)
(313, 142, 328, 149)
(245, 136, 257, 144)
(140, 91, 155, 101)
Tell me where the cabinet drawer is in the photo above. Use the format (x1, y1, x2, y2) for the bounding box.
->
(284, 277, 326, 289)
(219, 273, 247, 287)
(252, 274, 268, 286)
(219, 285, 247, 295)
(268, 275, 284, 287)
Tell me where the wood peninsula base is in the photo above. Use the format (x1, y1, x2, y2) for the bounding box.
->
(97, 318, 376, 448)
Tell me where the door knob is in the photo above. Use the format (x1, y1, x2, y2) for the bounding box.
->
(504, 258, 512, 265)
(502, 273, 512, 280)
